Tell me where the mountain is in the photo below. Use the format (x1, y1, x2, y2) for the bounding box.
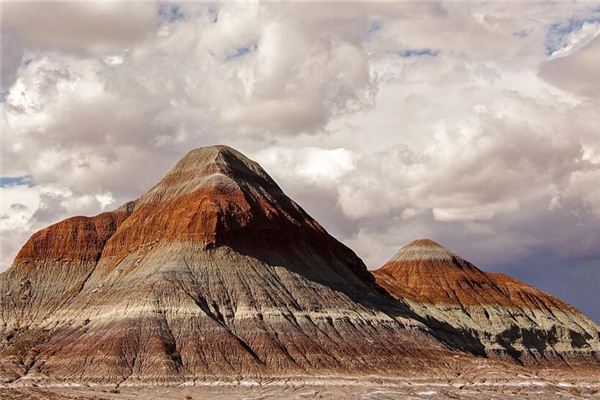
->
(373, 239, 600, 366)
(0, 146, 488, 385)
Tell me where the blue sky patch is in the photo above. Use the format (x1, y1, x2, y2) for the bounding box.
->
(366, 20, 382, 41)
(226, 43, 257, 61)
(159, 3, 185, 23)
(545, 15, 600, 55)
(398, 48, 440, 58)
(0, 176, 35, 187)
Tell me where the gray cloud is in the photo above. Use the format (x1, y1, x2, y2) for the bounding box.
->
(1, 3, 159, 54)
(0, 33, 23, 92)
(540, 36, 600, 99)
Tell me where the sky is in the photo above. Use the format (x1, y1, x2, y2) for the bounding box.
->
(1, 2, 599, 322)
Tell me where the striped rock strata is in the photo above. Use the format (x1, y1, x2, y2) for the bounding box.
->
(1, 146, 498, 385)
(374, 239, 600, 366)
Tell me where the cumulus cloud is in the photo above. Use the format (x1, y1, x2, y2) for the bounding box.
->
(1, 3, 375, 209)
(1, 2, 599, 321)
(257, 147, 355, 184)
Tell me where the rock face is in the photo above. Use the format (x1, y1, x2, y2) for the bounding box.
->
(0, 146, 486, 385)
(374, 239, 600, 365)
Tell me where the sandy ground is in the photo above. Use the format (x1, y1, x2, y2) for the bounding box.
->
(2, 379, 600, 400)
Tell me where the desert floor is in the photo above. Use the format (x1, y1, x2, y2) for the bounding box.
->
(2, 378, 600, 400)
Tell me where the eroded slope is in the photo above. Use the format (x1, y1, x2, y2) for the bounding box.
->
(0, 146, 478, 384)
(374, 239, 600, 365)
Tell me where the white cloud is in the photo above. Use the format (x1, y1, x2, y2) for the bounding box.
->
(1, 3, 377, 201)
(256, 147, 355, 184)
(561, 169, 600, 217)
(432, 200, 519, 223)
(0, 184, 40, 233)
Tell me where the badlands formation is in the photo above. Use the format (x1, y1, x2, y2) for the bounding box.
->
(374, 239, 600, 365)
(0, 145, 599, 398)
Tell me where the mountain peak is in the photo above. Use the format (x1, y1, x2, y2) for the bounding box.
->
(408, 238, 441, 245)
(95, 145, 329, 263)
(14, 146, 328, 268)
(140, 145, 277, 204)
(172, 145, 270, 179)
(173, 145, 239, 173)
(391, 238, 457, 262)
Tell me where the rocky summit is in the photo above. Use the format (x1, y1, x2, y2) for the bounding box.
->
(374, 239, 600, 366)
(0, 146, 598, 389)
(0, 146, 487, 385)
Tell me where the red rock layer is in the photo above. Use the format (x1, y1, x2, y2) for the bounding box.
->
(487, 272, 578, 312)
(373, 239, 576, 310)
(14, 204, 133, 265)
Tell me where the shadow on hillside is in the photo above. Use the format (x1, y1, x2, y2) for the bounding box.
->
(206, 231, 491, 359)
